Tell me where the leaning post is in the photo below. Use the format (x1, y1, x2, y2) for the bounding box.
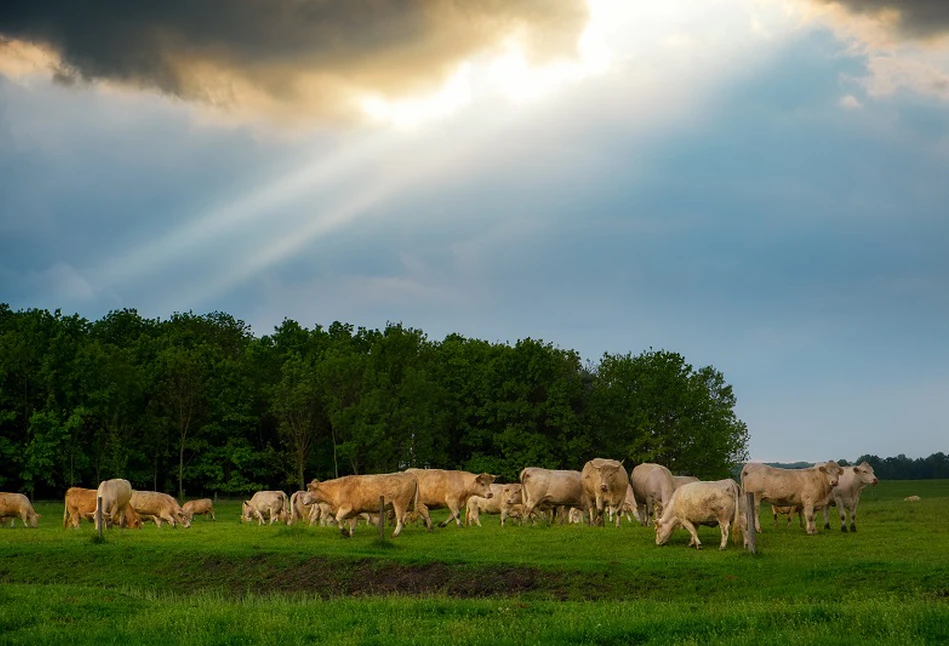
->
(378, 496, 386, 541)
(96, 495, 103, 539)
(745, 492, 757, 554)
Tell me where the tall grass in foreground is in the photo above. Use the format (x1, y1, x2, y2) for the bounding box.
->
(1, 585, 947, 645)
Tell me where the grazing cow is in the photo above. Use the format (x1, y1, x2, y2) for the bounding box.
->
(630, 463, 676, 525)
(302, 472, 419, 538)
(465, 483, 507, 527)
(182, 498, 215, 521)
(673, 475, 700, 490)
(619, 484, 643, 525)
(519, 468, 584, 523)
(130, 491, 192, 528)
(288, 491, 318, 526)
(771, 504, 804, 529)
(904, 495, 921, 502)
(241, 491, 288, 525)
(95, 478, 133, 531)
(63, 487, 141, 529)
(655, 479, 745, 550)
(405, 468, 495, 530)
(0, 493, 40, 528)
(740, 461, 843, 535)
(822, 462, 879, 533)
(580, 458, 629, 527)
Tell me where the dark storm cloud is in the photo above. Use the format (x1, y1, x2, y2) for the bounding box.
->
(0, 0, 587, 119)
(814, 0, 949, 39)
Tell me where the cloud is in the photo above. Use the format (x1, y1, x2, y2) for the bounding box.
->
(810, 1, 949, 40)
(0, 0, 587, 123)
(839, 94, 862, 109)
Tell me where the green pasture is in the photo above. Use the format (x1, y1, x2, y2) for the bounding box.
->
(1, 479, 947, 644)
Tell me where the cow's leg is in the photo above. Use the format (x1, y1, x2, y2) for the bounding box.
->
(390, 503, 405, 538)
(803, 504, 818, 535)
(681, 519, 702, 549)
(824, 505, 831, 530)
(335, 507, 354, 537)
(719, 519, 730, 550)
(438, 503, 461, 528)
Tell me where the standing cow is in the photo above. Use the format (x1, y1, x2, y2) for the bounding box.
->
(303, 472, 419, 538)
(630, 463, 676, 525)
(0, 493, 40, 528)
(95, 478, 133, 531)
(740, 461, 843, 535)
(655, 479, 745, 550)
(822, 462, 879, 532)
(519, 468, 584, 523)
(288, 490, 318, 526)
(405, 468, 495, 530)
(580, 458, 629, 527)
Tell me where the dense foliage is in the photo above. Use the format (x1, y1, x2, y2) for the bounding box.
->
(0, 305, 752, 497)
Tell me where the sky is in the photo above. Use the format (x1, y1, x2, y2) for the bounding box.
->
(2, 0, 947, 463)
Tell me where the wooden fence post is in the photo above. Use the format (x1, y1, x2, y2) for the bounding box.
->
(96, 495, 103, 539)
(745, 492, 757, 554)
(378, 496, 386, 541)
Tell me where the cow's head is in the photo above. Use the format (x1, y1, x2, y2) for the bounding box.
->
(818, 460, 843, 487)
(502, 484, 523, 506)
(177, 509, 193, 528)
(27, 512, 40, 528)
(303, 479, 323, 506)
(241, 501, 252, 522)
(654, 515, 679, 546)
(474, 473, 495, 498)
(854, 462, 879, 486)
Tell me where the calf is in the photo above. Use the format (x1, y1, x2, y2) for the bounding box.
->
(0, 492, 40, 528)
(655, 479, 744, 550)
(464, 483, 506, 527)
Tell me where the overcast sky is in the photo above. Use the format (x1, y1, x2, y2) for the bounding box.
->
(2, 0, 947, 463)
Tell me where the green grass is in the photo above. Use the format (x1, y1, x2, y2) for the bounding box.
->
(1, 480, 948, 644)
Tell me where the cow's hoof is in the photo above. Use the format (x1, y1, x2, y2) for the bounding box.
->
(824, 523, 831, 530)
(850, 523, 856, 533)
(841, 525, 848, 533)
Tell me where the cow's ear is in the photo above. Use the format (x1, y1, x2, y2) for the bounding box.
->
(818, 465, 827, 474)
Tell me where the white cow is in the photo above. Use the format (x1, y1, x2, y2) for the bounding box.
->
(95, 478, 133, 531)
(741, 461, 843, 535)
(655, 479, 745, 550)
(630, 463, 676, 525)
(822, 462, 879, 532)
(242, 491, 288, 525)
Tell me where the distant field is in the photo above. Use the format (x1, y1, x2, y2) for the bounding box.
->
(1, 479, 948, 644)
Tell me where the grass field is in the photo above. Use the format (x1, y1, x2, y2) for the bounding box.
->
(1, 479, 948, 644)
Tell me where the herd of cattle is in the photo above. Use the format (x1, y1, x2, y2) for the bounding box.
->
(0, 458, 881, 550)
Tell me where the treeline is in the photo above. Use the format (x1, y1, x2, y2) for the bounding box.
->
(851, 454, 949, 481)
(0, 305, 749, 499)
(765, 455, 949, 481)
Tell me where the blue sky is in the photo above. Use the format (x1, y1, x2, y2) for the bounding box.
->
(2, 0, 947, 462)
